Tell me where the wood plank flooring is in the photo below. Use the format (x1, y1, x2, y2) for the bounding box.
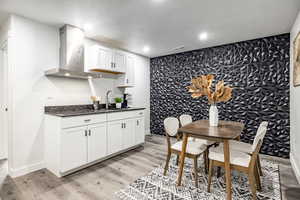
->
(0, 135, 299, 200)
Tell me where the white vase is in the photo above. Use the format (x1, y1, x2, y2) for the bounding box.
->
(209, 104, 219, 127)
(116, 103, 122, 109)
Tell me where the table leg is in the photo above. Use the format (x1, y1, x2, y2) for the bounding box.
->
(223, 140, 232, 200)
(177, 133, 188, 186)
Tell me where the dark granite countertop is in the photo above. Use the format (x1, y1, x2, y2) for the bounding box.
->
(45, 104, 145, 117)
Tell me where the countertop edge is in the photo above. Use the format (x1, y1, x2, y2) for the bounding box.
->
(45, 107, 146, 118)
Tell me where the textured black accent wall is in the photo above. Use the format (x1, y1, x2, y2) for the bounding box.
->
(150, 34, 290, 158)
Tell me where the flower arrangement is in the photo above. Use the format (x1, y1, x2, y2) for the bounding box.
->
(187, 74, 233, 104)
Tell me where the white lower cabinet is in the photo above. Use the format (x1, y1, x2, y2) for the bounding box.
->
(107, 118, 135, 155)
(107, 121, 123, 154)
(61, 126, 88, 173)
(88, 123, 107, 163)
(60, 122, 107, 173)
(122, 119, 135, 149)
(135, 117, 145, 145)
(45, 110, 145, 177)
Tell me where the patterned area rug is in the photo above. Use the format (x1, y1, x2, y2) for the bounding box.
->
(116, 156, 281, 200)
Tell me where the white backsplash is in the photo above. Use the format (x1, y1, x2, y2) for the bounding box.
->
(44, 76, 123, 106)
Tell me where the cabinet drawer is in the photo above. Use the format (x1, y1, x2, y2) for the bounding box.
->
(107, 110, 144, 121)
(61, 114, 107, 129)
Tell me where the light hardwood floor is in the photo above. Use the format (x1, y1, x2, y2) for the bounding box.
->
(0, 135, 299, 200)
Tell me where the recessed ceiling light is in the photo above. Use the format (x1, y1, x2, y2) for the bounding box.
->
(84, 23, 93, 31)
(152, 0, 164, 3)
(143, 46, 150, 53)
(65, 73, 70, 77)
(198, 32, 208, 41)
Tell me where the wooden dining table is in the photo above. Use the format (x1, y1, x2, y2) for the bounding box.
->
(177, 120, 244, 200)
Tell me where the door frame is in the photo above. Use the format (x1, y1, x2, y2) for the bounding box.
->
(0, 40, 8, 160)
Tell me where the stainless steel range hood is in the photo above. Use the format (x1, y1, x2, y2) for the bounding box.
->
(45, 25, 101, 79)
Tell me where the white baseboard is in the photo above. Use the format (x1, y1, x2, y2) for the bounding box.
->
(9, 161, 44, 178)
(290, 152, 300, 184)
(145, 128, 151, 135)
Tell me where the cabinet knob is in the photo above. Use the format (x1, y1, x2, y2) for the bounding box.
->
(84, 119, 91, 123)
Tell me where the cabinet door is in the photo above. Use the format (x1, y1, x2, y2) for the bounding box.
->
(107, 121, 123, 155)
(125, 55, 135, 86)
(135, 117, 145, 145)
(98, 47, 113, 70)
(61, 126, 87, 172)
(87, 123, 107, 163)
(122, 119, 135, 149)
(114, 51, 126, 73)
(85, 45, 98, 72)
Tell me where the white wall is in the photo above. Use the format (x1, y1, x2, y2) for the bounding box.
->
(0, 18, 10, 44)
(290, 10, 300, 183)
(6, 15, 150, 177)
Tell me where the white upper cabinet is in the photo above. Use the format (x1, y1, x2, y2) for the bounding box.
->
(85, 43, 126, 73)
(117, 54, 135, 87)
(98, 47, 113, 71)
(125, 55, 135, 86)
(113, 50, 126, 73)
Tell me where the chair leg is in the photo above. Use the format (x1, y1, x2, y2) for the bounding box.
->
(176, 155, 179, 166)
(204, 149, 209, 174)
(193, 157, 199, 188)
(164, 152, 171, 176)
(254, 163, 262, 191)
(257, 155, 263, 176)
(207, 160, 214, 192)
(248, 172, 257, 200)
(216, 167, 221, 178)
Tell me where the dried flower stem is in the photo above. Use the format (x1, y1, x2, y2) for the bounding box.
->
(187, 74, 233, 104)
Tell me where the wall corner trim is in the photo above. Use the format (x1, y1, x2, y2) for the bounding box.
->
(9, 161, 45, 178)
(290, 152, 300, 184)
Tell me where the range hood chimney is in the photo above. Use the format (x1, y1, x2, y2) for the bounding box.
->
(45, 25, 100, 79)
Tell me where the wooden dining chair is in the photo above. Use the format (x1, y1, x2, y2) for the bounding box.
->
(179, 114, 215, 172)
(207, 123, 268, 199)
(227, 121, 268, 176)
(163, 117, 207, 187)
(207, 139, 263, 199)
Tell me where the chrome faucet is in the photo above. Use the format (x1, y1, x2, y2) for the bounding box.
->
(106, 90, 112, 109)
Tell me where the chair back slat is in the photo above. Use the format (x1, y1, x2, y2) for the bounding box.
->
(249, 139, 263, 169)
(164, 117, 179, 137)
(251, 121, 268, 152)
(179, 114, 192, 127)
